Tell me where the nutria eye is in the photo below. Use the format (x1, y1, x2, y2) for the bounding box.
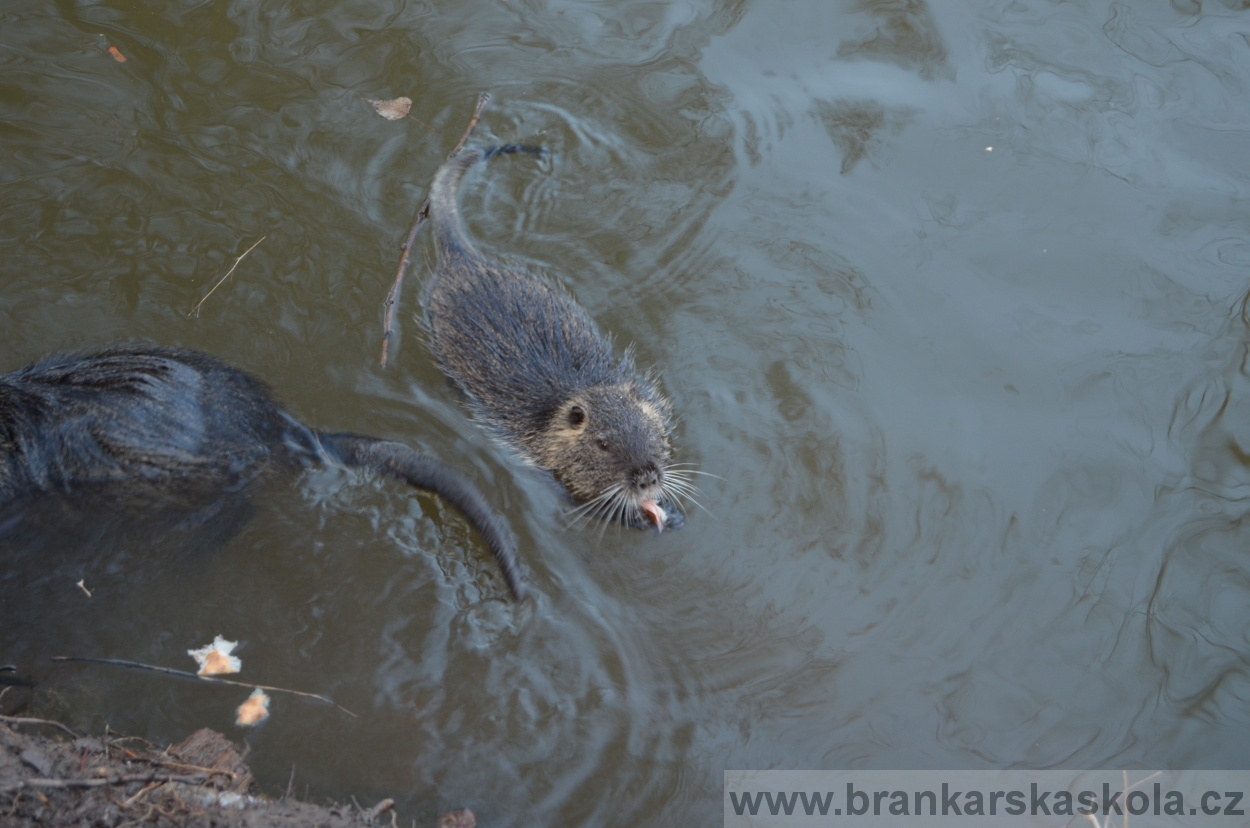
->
(597, 437, 610, 451)
(567, 405, 586, 427)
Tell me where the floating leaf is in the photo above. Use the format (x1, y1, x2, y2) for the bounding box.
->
(188, 635, 241, 676)
(367, 96, 412, 121)
(235, 688, 270, 727)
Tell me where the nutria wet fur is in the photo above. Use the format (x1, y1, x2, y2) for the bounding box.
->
(425, 145, 685, 531)
(0, 346, 524, 600)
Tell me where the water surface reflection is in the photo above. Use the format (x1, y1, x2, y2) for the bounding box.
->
(3, 0, 1249, 823)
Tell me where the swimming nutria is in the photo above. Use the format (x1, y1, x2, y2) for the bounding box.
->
(424, 145, 689, 531)
(0, 346, 525, 600)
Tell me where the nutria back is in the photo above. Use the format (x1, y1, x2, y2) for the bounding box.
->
(0, 346, 525, 600)
(424, 146, 686, 531)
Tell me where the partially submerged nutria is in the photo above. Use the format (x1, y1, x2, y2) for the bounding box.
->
(424, 145, 689, 531)
(0, 346, 524, 600)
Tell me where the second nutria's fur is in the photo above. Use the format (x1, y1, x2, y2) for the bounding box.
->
(424, 145, 687, 531)
(0, 346, 524, 600)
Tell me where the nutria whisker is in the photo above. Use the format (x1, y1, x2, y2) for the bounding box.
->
(564, 483, 626, 530)
(660, 467, 703, 490)
(660, 465, 715, 513)
(665, 489, 707, 521)
(663, 463, 722, 479)
(659, 470, 706, 514)
(424, 145, 688, 533)
(597, 487, 641, 543)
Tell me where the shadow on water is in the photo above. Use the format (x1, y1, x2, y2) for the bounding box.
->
(0, 489, 256, 669)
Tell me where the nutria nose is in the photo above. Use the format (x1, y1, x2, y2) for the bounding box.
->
(631, 463, 660, 489)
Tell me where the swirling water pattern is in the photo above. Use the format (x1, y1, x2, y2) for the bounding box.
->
(2, 0, 1249, 823)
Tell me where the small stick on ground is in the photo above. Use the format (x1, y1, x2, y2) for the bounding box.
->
(189, 235, 267, 318)
(0, 772, 210, 796)
(120, 780, 165, 808)
(49, 656, 356, 718)
(137, 753, 242, 781)
(379, 92, 491, 368)
(106, 731, 157, 752)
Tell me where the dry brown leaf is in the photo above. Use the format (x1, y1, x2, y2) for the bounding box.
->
(188, 635, 242, 676)
(235, 688, 270, 727)
(367, 96, 412, 121)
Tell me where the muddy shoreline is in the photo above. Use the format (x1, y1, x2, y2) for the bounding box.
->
(0, 716, 474, 828)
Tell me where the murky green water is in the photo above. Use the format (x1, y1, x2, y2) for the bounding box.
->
(4, 0, 1250, 824)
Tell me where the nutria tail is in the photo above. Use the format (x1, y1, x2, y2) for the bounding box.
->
(316, 432, 526, 602)
(428, 144, 547, 259)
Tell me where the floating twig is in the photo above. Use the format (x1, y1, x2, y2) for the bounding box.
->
(49, 656, 356, 718)
(189, 235, 267, 318)
(379, 92, 491, 367)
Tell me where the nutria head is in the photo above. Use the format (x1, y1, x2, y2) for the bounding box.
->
(530, 381, 683, 531)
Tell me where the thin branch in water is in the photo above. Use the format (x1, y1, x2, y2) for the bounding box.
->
(189, 235, 267, 318)
(0, 714, 78, 739)
(380, 92, 491, 367)
(49, 656, 356, 718)
(363, 797, 396, 821)
(283, 763, 296, 802)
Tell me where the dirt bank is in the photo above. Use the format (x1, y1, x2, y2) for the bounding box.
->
(0, 717, 475, 828)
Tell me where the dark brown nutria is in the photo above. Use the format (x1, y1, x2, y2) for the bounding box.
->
(0, 345, 525, 600)
(424, 145, 690, 532)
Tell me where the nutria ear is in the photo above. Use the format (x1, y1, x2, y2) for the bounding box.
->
(566, 405, 586, 428)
